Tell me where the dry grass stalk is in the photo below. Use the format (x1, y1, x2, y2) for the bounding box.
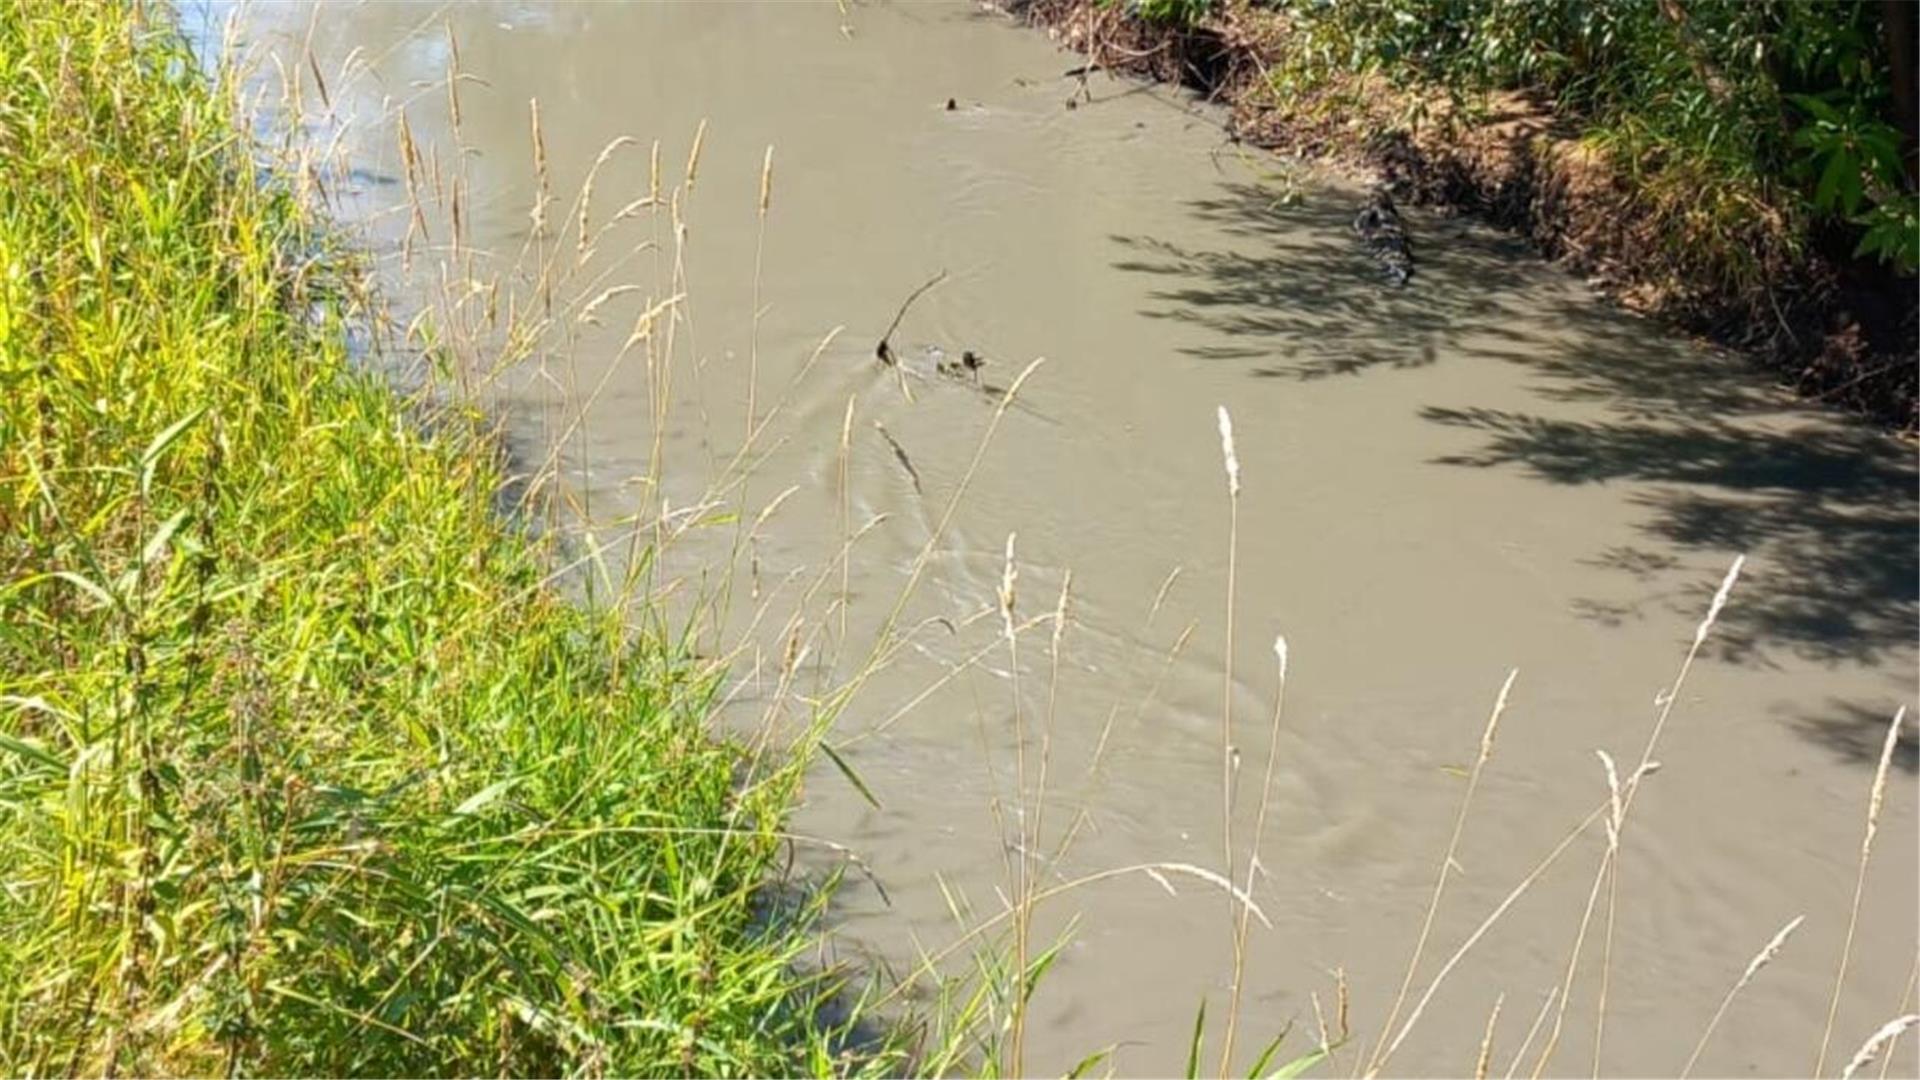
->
(1503, 989, 1559, 1080)
(1841, 1015, 1920, 1080)
(1680, 914, 1806, 1077)
(1592, 748, 1626, 1076)
(1878, 959, 1918, 1080)
(1368, 669, 1517, 1076)
(835, 357, 1047, 708)
(998, 531, 1032, 1077)
(874, 857, 1278, 1014)
(837, 394, 856, 642)
(443, 20, 461, 134)
(1476, 993, 1506, 1080)
(1148, 564, 1184, 625)
(683, 117, 708, 193)
(1815, 705, 1908, 1077)
(526, 98, 548, 240)
(1215, 404, 1247, 1077)
(1226, 635, 1290, 1077)
(748, 144, 773, 438)
(1091, 619, 1195, 774)
(1533, 555, 1743, 1078)
(1373, 797, 1616, 1074)
(576, 136, 638, 264)
(1028, 569, 1074, 912)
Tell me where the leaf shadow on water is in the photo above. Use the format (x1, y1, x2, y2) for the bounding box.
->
(1112, 180, 1918, 767)
(1111, 181, 1543, 380)
(1790, 697, 1920, 775)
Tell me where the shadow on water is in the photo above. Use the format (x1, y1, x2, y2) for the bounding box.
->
(1791, 697, 1920, 774)
(1112, 180, 1917, 747)
(1111, 181, 1541, 379)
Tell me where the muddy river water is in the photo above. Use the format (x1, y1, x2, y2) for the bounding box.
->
(210, 2, 1917, 1075)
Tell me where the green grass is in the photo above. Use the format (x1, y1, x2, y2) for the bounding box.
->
(0, 2, 886, 1074)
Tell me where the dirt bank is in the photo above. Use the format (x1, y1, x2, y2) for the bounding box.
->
(999, 0, 1918, 431)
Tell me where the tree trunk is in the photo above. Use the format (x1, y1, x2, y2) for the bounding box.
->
(1882, 0, 1917, 187)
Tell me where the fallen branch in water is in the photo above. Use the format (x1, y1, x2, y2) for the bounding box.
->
(874, 268, 948, 366)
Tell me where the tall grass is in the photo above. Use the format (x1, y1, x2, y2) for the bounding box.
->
(4, 2, 1912, 1077)
(0, 3, 887, 1074)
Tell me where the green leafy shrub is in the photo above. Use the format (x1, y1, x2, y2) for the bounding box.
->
(1109, 0, 1217, 28)
(1265, 0, 1917, 275)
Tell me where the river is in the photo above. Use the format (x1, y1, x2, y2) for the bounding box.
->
(205, 2, 1917, 1075)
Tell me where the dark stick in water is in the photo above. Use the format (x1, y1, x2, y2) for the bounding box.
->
(875, 269, 949, 366)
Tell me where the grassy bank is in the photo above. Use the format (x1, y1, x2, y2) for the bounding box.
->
(1007, 0, 1918, 429)
(0, 2, 873, 1074)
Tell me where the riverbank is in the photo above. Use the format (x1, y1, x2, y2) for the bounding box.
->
(1001, 0, 1918, 431)
(0, 3, 872, 1073)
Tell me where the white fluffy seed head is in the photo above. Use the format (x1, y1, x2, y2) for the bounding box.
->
(1840, 1014, 1920, 1080)
(1596, 749, 1623, 848)
(1216, 406, 1240, 498)
(1274, 635, 1288, 681)
(1861, 705, 1905, 855)
(1739, 914, 1804, 985)
(1694, 554, 1744, 646)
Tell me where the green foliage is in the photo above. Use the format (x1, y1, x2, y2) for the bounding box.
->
(1853, 192, 1919, 271)
(1179, 999, 1339, 1080)
(0, 2, 893, 1074)
(1266, 0, 1917, 275)
(1107, 0, 1217, 28)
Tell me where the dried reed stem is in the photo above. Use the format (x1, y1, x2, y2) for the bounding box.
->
(1815, 706, 1907, 1077)
(1476, 993, 1506, 1080)
(1216, 405, 1246, 1078)
(747, 145, 772, 439)
(873, 859, 1275, 1013)
(1368, 669, 1517, 1076)
(999, 533, 1031, 1078)
(1879, 957, 1918, 1080)
(837, 394, 855, 644)
(1533, 555, 1743, 1078)
(1503, 989, 1559, 1080)
(1225, 636, 1289, 1078)
(1680, 914, 1805, 1077)
(1373, 798, 1615, 1074)
(1841, 1015, 1920, 1080)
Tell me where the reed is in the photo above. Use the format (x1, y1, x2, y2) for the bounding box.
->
(1530, 555, 1744, 1077)
(1214, 405, 1247, 1077)
(1842, 1015, 1920, 1080)
(1366, 669, 1516, 1076)
(0, 4, 896, 1073)
(1680, 915, 1806, 1078)
(1474, 993, 1504, 1080)
(1815, 706, 1909, 1077)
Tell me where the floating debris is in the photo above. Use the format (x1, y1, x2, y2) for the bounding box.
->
(1353, 186, 1414, 287)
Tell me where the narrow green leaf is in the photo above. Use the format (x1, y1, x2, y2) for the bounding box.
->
(1065, 1048, 1113, 1079)
(1186, 998, 1208, 1080)
(1814, 150, 1848, 210)
(142, 508, 190, 565)
(0, 732, 65, 771)
(1266, 1040, 1344, 1079)
(53, 570, 120, 612)
(1246, 1020, 1296, 1078)
(454, 776, 521, 816)
(139, 405, 207, 497)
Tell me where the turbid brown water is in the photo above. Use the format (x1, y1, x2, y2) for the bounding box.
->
(210, 2, 1917, 1075)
